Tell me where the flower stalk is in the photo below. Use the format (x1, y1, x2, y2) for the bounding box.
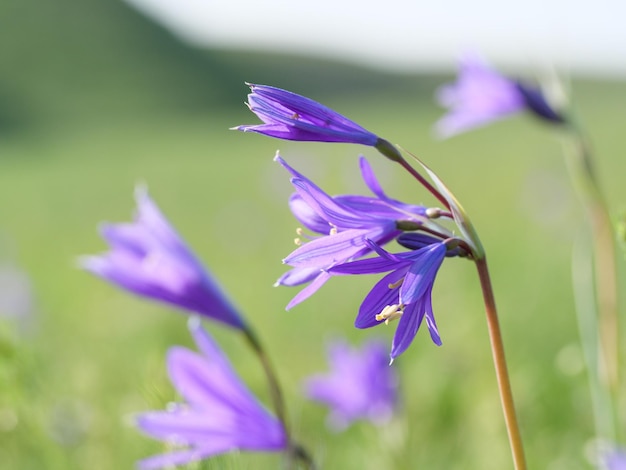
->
(564, 123, 619, 398)
(475, 257, 527, 470)
(242, 326, 316, 469)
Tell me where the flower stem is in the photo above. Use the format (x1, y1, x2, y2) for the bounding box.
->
(564, 125, 619, 398)
(475, 257, 527, 470)
(396, 157, 451, 210)
(243, 327, 316, 469)
(375, 139, 450, 210)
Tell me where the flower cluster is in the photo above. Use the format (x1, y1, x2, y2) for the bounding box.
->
(80, 68, 559, 469)
(235, 84, 473, 361)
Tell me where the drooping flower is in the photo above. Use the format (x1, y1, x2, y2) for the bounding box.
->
(330, 237, 457, 360)
(274, 154, 443, 309)
(304, 338, 398, 431)
(234, 83, 379, 145)
(435, 53, 564, 138)
(79, 187, 245, 330)
(135, 318, 287, 469)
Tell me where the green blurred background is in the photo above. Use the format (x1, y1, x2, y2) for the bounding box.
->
(1, 2, 626, 469)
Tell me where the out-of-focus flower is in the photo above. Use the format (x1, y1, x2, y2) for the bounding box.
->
(435, 53, 564, 138)
(135, 318, 287, 469)
(275, 154, 438, 309)
(304, 338, 398, 430)
(602, 447, 626, 470)
(80, 187, 245, 330)
(330, 237, 456, 360)
(234, 83, 379, 145)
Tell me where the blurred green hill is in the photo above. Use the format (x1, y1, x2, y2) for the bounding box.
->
(0, 0, 433, 134)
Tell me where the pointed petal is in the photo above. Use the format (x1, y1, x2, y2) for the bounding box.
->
(288, 193, 330, 234)
(422, 289, 442, 346)
(274, 266, 321, 287)
(355, 269, 406, 328)
(400, 243, 446, 305)
(390, 301, 426, 360)
(137, 447, 218, 470)
(358, 156, 388, 200)
(283, 227, 389, 268)
(285, 271, 331, 310)
(291, 178, 379, 229)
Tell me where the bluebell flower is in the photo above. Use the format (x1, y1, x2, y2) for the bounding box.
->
(435, 53, 563, 138)
(79, 187, 245, 330)
(135, 318, 287, 469)
(330, 237, 456, 360)
(234, 83, 379, 145)
(274, 154, 437, 309)
(304, 338, 398, 430)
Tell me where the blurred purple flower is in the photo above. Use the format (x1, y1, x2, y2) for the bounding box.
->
(435, 53, 563, 138)
(80, 187, 245, 330)
(275, 154, 429, 309)
(234, 83, 379, 145)
(603, 448, 626, 470)
(135, 318, 287, 469)
(330, 238, 452, 360)
(304, 338, 398, 430)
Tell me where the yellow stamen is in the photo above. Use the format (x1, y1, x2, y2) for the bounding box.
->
(376, 304, 404, 324)
(388, 278, 404, 289)
(329, 226, 338, 236)
(296, 227, 304, 236)
(294, 238, 302, 246)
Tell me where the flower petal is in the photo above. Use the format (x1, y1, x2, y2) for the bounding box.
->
(355, 269, 406, 329)
(400, 243, 446, 305)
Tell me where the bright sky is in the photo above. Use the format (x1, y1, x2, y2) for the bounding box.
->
(126, 0, 626, 77)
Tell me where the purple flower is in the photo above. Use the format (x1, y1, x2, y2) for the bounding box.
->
(80, 187, 245, 330)
(330, 237, 452, 361)
(135, 319, 287, 469)
(304, 338, 398, 430)
(603, 448, 626, 470)
(435, 53, 563, 138)
(234, 83, 379, 145)
(274, 154, 432, 309)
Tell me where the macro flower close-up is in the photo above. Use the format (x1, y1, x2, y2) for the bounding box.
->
(330, 237, 454, 360)
(304, 338, 399, 430)
(234, 83, 380, 145)
(435, 53, 563, 138)
(135, 318, 287, 469)
(274, 154, 440, 309)
(79, 187, 245, 329)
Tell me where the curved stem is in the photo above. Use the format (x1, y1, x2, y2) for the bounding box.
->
(396, 157, 451, 210)
(475, 257, 527, 470)
(243, 328, 316, 469)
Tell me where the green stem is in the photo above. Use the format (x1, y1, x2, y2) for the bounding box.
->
(475, 257, 527, 470)
(564, 124, 619, 401)
(374, 138, 451, 210)
(572, 234, 617, 441)
(242, 327, 316, 469)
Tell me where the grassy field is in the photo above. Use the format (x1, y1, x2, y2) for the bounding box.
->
(1, 75, 626, 470)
